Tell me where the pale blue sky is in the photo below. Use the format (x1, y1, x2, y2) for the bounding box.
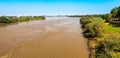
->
(0, 0, 120, 16)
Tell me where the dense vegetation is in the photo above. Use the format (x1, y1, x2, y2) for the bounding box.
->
(80, 6, 120, 58)
(80, 17, 105, 39)
(102, 6, 120, 22)
(96, 25, 120, 58)
(0, 16, 45, 25)
(80, 17, 120, 58)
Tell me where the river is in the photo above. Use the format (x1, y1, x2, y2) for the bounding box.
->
(0, 17, 88, 58)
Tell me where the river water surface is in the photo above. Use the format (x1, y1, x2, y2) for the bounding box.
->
(0, 17, 88, 58)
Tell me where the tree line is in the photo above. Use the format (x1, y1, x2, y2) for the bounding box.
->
(102, 6, 120, 22)
(0, 16, 45, 25)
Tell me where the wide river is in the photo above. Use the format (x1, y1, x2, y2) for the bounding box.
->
(0, 17, 88, 58)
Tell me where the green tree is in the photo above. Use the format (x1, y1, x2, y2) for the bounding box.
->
(0, 16, 10, 24)
(110, 6, 120, 19)
(80, 17, 91, 28)
(102, 14, 112, 22)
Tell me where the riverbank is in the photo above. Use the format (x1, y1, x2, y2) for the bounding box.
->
(0, 16, 45, 26)
(80, 17, 120, 58)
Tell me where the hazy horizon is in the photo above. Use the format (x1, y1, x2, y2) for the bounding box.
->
(0, 0, 120, 16)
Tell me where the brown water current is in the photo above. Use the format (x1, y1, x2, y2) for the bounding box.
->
(0, 17, 88, 58)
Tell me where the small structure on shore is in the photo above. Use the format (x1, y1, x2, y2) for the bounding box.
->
(109, 18, 120, 26)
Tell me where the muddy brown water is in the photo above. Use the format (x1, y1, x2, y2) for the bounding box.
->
(0, 17, 88, 58)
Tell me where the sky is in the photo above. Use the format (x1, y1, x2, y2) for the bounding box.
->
(0, 0, 120, 16)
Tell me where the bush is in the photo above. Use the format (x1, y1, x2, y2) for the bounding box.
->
(9, 18, 18, 23)
(0, 16, 11, 24)
(18, 16, 45, 22)
(96, 33, 120, 58)
(80, 17, 91, 28)
(101, 14, 112, 22)
(83, 18, 105, 39)
(83, 23, 96, 38)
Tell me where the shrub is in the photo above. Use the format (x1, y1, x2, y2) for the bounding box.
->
(80, 17, 91, 28)
(96, 33, 120, 58)
(9, 18, 18, 23)
(0, 16, 11, 24)
(83, 18, 105, 39)
(83, 23, 96, 38)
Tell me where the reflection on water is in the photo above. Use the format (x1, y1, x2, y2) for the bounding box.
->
(0, 17, 88, 58)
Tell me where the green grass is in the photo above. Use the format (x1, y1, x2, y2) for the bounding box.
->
(105, 24, 120, 34)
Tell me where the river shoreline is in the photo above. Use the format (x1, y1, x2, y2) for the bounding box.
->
(87, 39, 96, 58)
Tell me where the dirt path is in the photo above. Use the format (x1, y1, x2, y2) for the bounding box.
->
(0, 17, 88, 58)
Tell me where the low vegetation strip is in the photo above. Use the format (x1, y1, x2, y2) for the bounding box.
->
(0, 16, 45, 25)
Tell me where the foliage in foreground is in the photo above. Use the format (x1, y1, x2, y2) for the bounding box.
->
(96, 24, 120, 58)
(96, 33, 120, 58)
(80, 17, 120, 58)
